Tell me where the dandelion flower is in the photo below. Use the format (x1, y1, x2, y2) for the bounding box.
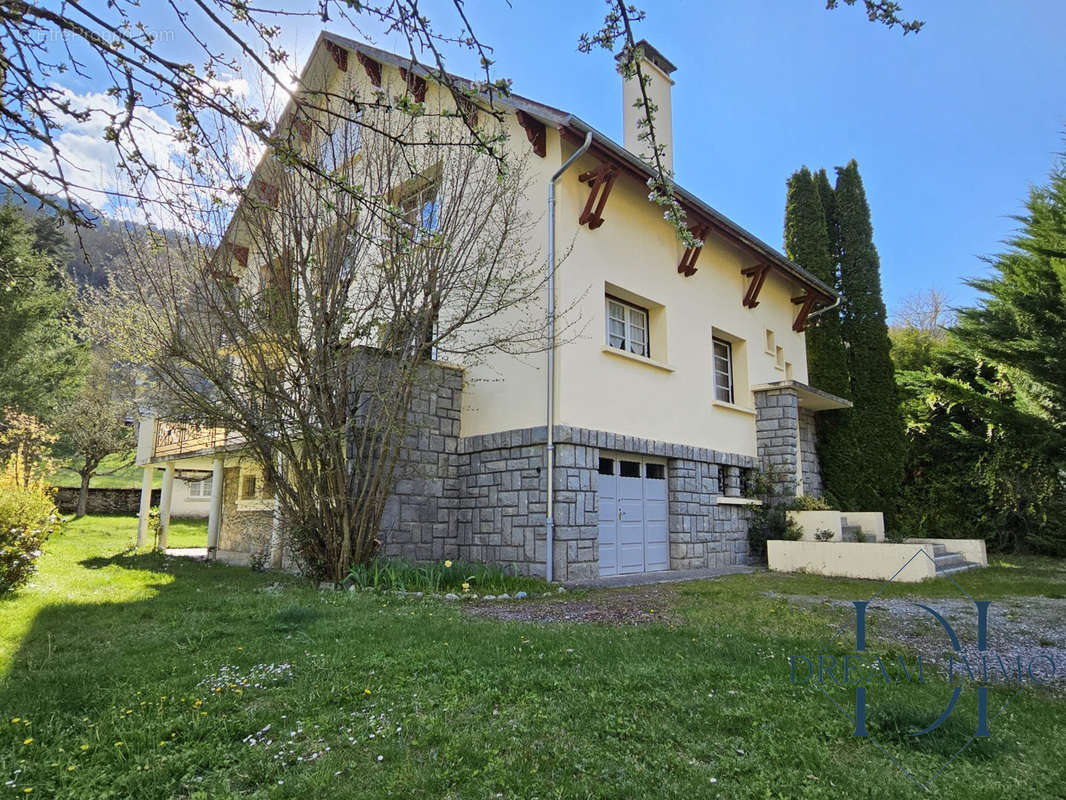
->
(444, 560, 452, 568)
(67, 766, 75, 772)
(363, 688, 371, 696)
(461, 582, 470, 593)
(114, 741, 124, 747)
(79, 744, 89, 751)
(10, 718, 19, 724)
(22, 738, 32, 745)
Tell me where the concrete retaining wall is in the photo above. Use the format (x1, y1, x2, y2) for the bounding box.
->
(768, 540, 939, 582)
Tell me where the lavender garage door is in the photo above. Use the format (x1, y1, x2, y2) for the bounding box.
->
(597, 455, 668, 576)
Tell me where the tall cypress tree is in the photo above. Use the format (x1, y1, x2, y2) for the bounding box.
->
(833, 160, 905, 517)
(784, 167, 849, 398)
(784, 167, 854, 504)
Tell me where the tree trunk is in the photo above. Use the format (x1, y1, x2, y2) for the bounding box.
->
(76, 472, 91, 518)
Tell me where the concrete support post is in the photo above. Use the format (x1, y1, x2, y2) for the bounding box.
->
(136, 467, 154, 547)
(158, 463, 175, 550)
(269, 455, 285, 569)
(206, 458, 224, 554)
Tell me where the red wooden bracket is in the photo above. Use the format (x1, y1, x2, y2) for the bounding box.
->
(286, 115, 311, 143)
(677, 223, 710, 276)
(741, 263, 771, 308)
(455, 95, 479, 127)
(324, 40, 349, 72)
(356, 52, 382, 87)
(577, 163, 619, 229)
(792, 292, 822, 332)
(399, 68, 427, 102)
(515, 110, 546, 158)
(221, 242, 249, 268)
(252, 179, 279, 209)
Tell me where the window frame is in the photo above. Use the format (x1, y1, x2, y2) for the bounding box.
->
(188, 478, 211, 499)
(318, 106, 364, 173)
(605, 295, 650, 358)
(712, 337, 735, 404)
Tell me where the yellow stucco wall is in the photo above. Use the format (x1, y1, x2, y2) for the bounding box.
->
(241, 40, 817, 459)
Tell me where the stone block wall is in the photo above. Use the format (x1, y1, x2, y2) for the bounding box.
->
(217, 466, 274, 564)
(798, 407, 823, 497)
(53, 487, 160, 515)
(754, 388, 800, 499)
(377, 361, 464, 562)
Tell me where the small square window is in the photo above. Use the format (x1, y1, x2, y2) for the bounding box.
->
(605, 296, 649, 358)
(319, 106, 363, 172)
(241, 475, 258, 500)
(713, 338, 734, 404)
(599, 457, 615, 475)
(645, 463, 665, 480)
(620, 460, 641, 478)
(775, 346, 785, 369)
(765, 329, 776, 354)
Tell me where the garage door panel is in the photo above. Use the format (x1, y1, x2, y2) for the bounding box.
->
(597, 457, 669, 577)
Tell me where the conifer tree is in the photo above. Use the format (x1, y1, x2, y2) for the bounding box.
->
(834, 160, 905, 516)
(784, 167, 854, 503)
(785, 167, 849, 398)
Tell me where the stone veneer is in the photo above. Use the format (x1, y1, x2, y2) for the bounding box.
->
(754, 387, 801, 499)
(797, 407, 823, 497)
(212, 362, 817, 580)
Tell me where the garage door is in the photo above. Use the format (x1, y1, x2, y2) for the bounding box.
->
(597, 455, 668, 576)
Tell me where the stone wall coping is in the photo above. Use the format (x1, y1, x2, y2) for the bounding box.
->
(459, 425, 756, 469)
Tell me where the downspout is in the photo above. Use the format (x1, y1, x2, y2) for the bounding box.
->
(806, 295, 840, 321)
(546, 130, 593, 583)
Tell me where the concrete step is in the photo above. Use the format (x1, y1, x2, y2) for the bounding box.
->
(937, 562, 980, 576)
(934, 553, 968, 570)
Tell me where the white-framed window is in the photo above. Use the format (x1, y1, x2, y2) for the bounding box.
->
(400, 182, 440, 236)
(712, 337, 734, 403)
(606, 296, 649, 358)
(188, 478, 212, 499)
(319, 106, 363, 173)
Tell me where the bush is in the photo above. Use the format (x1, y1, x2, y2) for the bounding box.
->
(814, 528, 835, 542)
(787, 494, 833, 511)
(347, 558, 550, 596)
(747, 503, 802, 560)
(0, 467, 58, 594)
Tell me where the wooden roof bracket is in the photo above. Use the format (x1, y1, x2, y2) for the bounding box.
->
(515, 110, 546, 158)
(792, 291, 823, 332)
(577, 163, 619, 229)
(677, 223, 710, 276)
(324, 40, 349, 72)
(741, 263, 772, 308)
(399, 68, 427, 102)
(356, 51, 382, 87)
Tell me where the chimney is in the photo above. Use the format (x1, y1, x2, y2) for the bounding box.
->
(617, 40, 677, 174)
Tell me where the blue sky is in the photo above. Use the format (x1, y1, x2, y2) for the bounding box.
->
(51, 0, 1066, 316)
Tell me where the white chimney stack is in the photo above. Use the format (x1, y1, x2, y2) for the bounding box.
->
(618, 40, 677, 174)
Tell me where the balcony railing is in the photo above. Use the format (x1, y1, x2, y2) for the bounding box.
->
(153, 421, 232, 459)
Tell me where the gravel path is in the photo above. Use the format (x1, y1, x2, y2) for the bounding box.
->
(775, 593, 1066, 686)
(465, 586, 679, 625)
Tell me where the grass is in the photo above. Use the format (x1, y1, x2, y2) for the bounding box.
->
(50, 452, 157, 490)
(1, 516, 1064, 798)
(348, 558, 550, 596)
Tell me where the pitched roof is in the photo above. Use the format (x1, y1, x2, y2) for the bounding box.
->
(320, 31, 836, 301)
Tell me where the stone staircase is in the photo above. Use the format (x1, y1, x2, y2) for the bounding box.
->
(928, 542, 980, 576)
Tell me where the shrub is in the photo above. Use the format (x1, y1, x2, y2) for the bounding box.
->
(814, 528, 835, 542)
(788, 494, 834, 511)
(0, 466, 58, 594)
(347, 558, 550, 596)
(747, 504, 803, 560)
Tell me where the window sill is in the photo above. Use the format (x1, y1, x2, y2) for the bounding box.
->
(236, 499, 275, 512)
(601, 345, 674, 373)
(712, 400, 756, 416)
(718, 496, 763, 506)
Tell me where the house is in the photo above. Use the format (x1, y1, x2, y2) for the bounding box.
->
(133, 33, 849, 581)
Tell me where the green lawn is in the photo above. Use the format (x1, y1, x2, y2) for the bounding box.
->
(50, 452, 158, 490)
(2, 517, 1064, 798)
